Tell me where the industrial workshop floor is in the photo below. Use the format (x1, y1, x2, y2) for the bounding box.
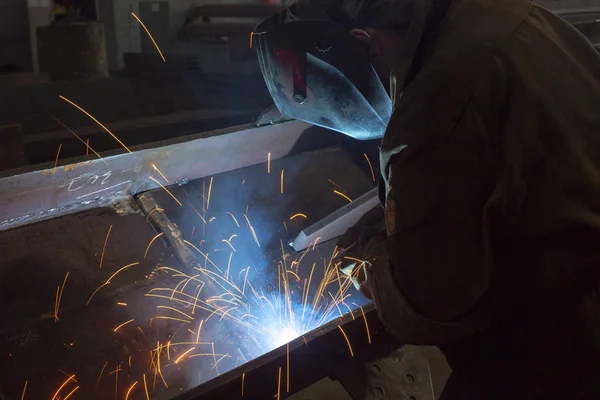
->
(0, 145, 395, 399)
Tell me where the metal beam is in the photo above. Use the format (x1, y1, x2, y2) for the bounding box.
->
(0, 120, 313, 231)
(291, 188, 380, 252)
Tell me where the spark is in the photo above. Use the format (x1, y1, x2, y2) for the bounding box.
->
(87, 282, 110, 305)
(54, 272, 69, 322)
(277, 366, 282, 400)
(334, 190, 353, 203)
(242, 266, 250, 294)
(225, 252, 234, 280)
(152, 164, 170, 184)
(286, 270, 300, 281)
(227, 212, 240, 227)
(106, 262, 139, 283)
(97, 361, 108, 387)
(312, 237, 321, 250)
(283, 221, 288, 233)
(128, 356, 132, 369)
(51, 116, 107, 164)
(144, 232, 164, 259)
(243, 214, 260, 247)
(209, 217, 216, 223)
(149, 176, 182, 206)
(63, 386, 79, 400)
(117, 302, 127, 306)
(157, 305, 193, 320)
(222, 239, 236, 252)
(143, 374, 150, 400)
(100, 224, 113, 269)
(20, 381, 27, 400)
(286, 342, 290, 392)
(211, 342, 218, 375)
(114, 319, 134, 332)
(267, 152, 271, 173)
(242, 373, 246, 397)
(131, 12, 166, 62)
(150, 316, 192, 324)
(59, 95, 132, 152)
(290, 213, 307, 220)
(354, 303, 371, 344)
(174, 347, 196, 364)
(189, 204, 207, 224)
(125, 381, 138, 400)
(167, 340, 172, 360)
(207, 177, 214, 209)
(196, 320, 204, 343)
(338, 325, 354, 356)
(364, 153, 376, 181)
(250, 32, 254, 49)
(54, 143, 62, 168)
(280, 170, 284, 194)
(52, 374, 76, 400)
(146, 206, 164, 221)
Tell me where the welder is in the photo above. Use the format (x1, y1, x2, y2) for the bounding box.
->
(254, 0, 600, 398)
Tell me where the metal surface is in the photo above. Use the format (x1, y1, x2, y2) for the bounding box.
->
(0, 119, 314, 231)
(256, 105, 293, 127)
(292, 188, 379, 252)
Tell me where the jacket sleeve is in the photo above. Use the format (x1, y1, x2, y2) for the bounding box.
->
(369, 50, 507, 344)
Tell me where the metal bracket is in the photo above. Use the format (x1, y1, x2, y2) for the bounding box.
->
(291, 188, 379, 251)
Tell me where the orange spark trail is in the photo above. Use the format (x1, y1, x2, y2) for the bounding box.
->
(338, 325, 354, 356)
(117, 302, 127, 306)
(62, 386, 79, 400)
(152, 163, 170, 183)
(354, 303, 372, 344)
(249, 32, 254, 49)
(175, 347, 196, 364)
(54, 272, 69, 322)
(277, 366, 282, 400)
(131, 12, 166, 62)
(59, 95, 132, 152)
(267, 152, 271, 173)
(99, 225, 113, 269)
(52, 374, 76, 400)
(280, 170, 284, 194)
(149, 176, 182, 206)
(20, 381, 27, 400)
(143, 374, 150, 400)
(241, 373, 246, 397)
(334, 190, 353, 203)
(364, 153, 376, 181)
(226, 212, 240, 227)
(286, 343, 290, 392)
(312, 237, 321, 250)
(144, 232, 164, 259)
(196, 319, 204, 343)
(54, 143, 62, 168)
(106, 262, 139, 283)
(51, 116, 107, 164)
(207, 177, 214, 209)
(97, 361, 108, 387)
(113, 319, 134, 332)
(125, 381, 138, 400)
(290, 213, 307, 220)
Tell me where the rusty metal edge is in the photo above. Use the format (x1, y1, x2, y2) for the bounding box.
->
(0, 120, 312, 231)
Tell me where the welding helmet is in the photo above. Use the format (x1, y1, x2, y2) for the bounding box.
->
(253, 0, 433, 140)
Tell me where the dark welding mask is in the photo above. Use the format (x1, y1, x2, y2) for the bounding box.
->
(253, 17, 392, 140)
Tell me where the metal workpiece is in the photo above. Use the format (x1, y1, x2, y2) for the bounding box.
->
(0, 119, 314, 231)
(137, 191, 202, 272)
(292, 188, 380, 252)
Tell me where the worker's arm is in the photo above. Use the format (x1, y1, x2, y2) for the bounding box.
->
(366, 50, 507, 345)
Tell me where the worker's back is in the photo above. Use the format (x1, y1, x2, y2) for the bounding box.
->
(386, 0, 600, 398)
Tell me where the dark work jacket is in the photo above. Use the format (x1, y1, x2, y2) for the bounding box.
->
(366, 0, 600, 398)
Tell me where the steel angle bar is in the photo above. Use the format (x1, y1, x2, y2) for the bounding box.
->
(0, 120, 312, 231)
